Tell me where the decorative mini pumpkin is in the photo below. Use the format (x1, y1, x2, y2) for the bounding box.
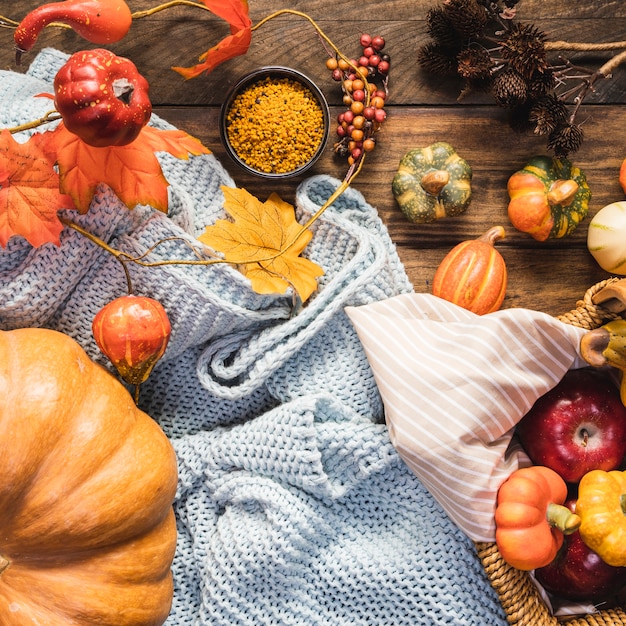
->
(577, 469, 626, 568)
(587, 201, 626, 274)
(495, 466, 581, 571)
(0, 327, 178, 625)
(93, 294, 171, 387)
(432, 226, 507, 315)
(507, 155, 591, 241)
(392, 141, 473, 223)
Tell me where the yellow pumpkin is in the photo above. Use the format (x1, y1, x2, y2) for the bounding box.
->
(0, 328, 178, 625)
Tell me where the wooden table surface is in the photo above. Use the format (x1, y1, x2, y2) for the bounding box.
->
(1, 0, 625, 317)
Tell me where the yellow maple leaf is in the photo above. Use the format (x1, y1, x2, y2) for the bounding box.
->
(198, 186, 324, 302)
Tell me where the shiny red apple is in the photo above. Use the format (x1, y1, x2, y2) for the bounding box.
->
(516, 368, 626, 483)
(534, 499, 626, 602)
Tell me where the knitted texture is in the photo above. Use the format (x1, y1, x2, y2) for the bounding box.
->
(0, 49, 509, 625)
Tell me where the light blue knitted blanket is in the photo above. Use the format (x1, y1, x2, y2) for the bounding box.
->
(0, 49, 508, 625)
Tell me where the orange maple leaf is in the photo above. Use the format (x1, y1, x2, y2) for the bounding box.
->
(198, 186, 324, 302)
(43, 123, 210, 213)
(172, 0, 252, 79)
(0, 129, 75, 247)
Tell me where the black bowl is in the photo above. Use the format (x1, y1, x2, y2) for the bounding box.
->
(219, 66, 330, 179)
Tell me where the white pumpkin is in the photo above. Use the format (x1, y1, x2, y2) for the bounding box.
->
(587, 201, 626, 274)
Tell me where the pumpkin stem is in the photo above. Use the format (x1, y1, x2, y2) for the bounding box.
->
(546, 502, 581, 535)
(547, 179, 579, 207)
(580, 327, 611, 368)
(0, 555, 9, 574)
(420, 169, 450, 196)
(478, 225, 506, 247)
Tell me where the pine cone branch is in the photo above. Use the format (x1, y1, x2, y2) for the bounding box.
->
(417, 0, 626, 156)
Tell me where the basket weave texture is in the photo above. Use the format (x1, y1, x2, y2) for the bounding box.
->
(476, 277, 626, 625)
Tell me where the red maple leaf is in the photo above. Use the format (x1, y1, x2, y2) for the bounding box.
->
(172, 0, 252, 79)
(41, 123, 210, 213)
(0, 129, 75, 247)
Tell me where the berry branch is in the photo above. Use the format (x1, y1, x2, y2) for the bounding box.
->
(0, 16, 19, 28)
(58, 216, 220, 294)
(129, 0, 212, 19)
(58, 156, 365, 282)
(6, 110, 61, 134)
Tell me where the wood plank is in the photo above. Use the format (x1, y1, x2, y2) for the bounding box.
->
(2, 4, 625, 105)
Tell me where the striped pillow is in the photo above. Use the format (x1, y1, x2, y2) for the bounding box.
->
(346, 293, 587, 541)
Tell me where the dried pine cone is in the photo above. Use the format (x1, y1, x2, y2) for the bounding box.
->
(417, 42, 460, 76)
(500, 22, 548, 79)
(548, 121, 584, 157)
(529, 94, 568, 135)
(491, 66, 528, 107)
(426, 7, 461, 48)
(442, 0, 488, 39)
(457, 46, 494, 79)
(526, 68, 556, 98)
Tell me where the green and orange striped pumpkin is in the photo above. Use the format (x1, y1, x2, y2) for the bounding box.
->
(507, 156, 591, 241)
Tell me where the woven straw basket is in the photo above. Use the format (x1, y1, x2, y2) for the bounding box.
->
(476, 278, 626, 625)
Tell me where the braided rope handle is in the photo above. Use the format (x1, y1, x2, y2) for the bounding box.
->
(477, 278, 626, 625)
(555, 277, 623, 329)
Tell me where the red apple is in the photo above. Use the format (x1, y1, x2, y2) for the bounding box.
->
(516, 368, 626, 483)
(535, 499, 626, 602)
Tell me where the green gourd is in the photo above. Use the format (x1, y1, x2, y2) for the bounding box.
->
(392, 142, 473, 223)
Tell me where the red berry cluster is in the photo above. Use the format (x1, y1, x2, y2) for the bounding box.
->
(326, 34, 389, 166)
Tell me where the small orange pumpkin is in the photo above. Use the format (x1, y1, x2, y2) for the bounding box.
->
(0, 327, 178, 625)
(432, 226, 507, 315)
(495, 466, 581, 571)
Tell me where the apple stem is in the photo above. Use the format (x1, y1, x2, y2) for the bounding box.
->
(581, 428, 589, 447)
(547, 502, 581, 535)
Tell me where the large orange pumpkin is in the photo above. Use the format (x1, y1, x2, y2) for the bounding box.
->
(0, 328, 178, 625)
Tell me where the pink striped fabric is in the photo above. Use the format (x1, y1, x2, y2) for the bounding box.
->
(346, 293, 587, 542)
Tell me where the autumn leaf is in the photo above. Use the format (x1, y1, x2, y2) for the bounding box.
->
(198, 186, 324, 302)
(197, 0, 250, 27)
(0, 129, 75, 247)
(172, 0, 252, 79)
(43, 123, 210, 213)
